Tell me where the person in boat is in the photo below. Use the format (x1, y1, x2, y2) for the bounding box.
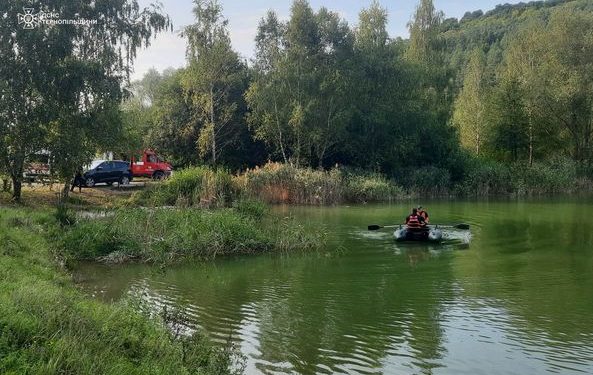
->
(417, 206, 429, 224)
(405, 208, 427, 230)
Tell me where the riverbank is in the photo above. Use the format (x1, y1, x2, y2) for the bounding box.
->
(0, 208, 241, 374)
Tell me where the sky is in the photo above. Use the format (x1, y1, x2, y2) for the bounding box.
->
(132, 0, 524, 80)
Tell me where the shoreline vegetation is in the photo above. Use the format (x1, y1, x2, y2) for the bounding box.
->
(0, 208, 244, 374)
(130, 159, 593, 209)
(58, 205, 327, 266)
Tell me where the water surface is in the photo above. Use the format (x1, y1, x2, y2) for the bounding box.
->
(76, 199, 593, 374)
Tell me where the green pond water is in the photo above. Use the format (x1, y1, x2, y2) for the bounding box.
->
(75, 199, 593, 374)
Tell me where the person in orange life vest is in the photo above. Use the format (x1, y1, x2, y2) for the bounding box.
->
(417, 206, 429, 224)
(405, 208, 426, 229)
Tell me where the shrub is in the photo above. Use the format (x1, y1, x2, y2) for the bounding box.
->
(131, 167, 238, 208)
(455, 159, 516, 196)
(233, 199, 268, 221)
(404, 166, 451, 196)
(239, 163, 343, 204)
(515, 157, 578, 195)
(343, 171, 405, 203)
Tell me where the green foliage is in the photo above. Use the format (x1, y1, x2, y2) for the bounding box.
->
(0, 0, 171, 201)
(58, 207, 326, 264)
(453, 48, 489, 155)
(232, 199, 268, 221)
(405, 166, 452, 196)
(343, 171, 406, 203)
(456, 157, 581, 196)
(0, 208, 239, 374)
(456, 159, 516, 195)
(133, 166, 237, 207)
(54, 204, 76, 227)
(181, 0, 249, 166)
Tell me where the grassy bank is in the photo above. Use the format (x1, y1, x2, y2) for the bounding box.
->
(0, 208, 240, 374)
(58, 204, 325, 265)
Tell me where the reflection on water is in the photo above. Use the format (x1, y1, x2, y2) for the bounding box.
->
(76, 199, 593, 374)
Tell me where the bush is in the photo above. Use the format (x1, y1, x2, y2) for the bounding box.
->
(238, 163, 343, 204)
(455, 158, 516, 196)
(132, 167, 237, 208)
(343, 171, 405, 203)
(455, 157, 582, 196)
(515, 157, 578, 194)
(404, 166, 451, 196)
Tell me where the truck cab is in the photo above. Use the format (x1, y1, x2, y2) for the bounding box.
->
(130, 150, 172, 180)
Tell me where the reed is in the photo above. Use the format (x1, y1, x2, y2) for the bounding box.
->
(58, 206, 326, 264)
(239, 162, 405, 204)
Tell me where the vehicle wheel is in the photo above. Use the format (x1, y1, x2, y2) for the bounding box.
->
(153, 171, 165, 180)
(120, 175, 130, 186)
(106, 182, 113, 186)
(85, 178, 95, 187)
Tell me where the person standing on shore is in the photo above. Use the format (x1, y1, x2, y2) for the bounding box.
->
(70, 168, 84, 193)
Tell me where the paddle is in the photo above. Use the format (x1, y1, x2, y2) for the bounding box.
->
(367, 224, 400, 231)
(434, 223, 470, 230)
(368, 223, 470, 231)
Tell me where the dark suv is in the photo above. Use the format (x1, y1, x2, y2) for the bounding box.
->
(84, 160, 133, 187)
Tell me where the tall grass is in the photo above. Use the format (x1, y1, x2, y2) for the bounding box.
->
(0, 208, 240, 374)
(58, 207, 326, 264)
(237, 162, 405, 204)
(455, 157, 583, 196)
(132, 166, 238, 208)
(132, 163, 405, 207)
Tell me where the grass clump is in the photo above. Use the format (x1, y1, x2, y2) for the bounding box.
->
(238, 162, 404, 205)
(0, 208, 241, 374)
(237, 163, 342, 205)
(58, 207, 326, 264)
(132, 167, 237, 208)
(232, 199, 268, 221)
(342, 170, 405, 203)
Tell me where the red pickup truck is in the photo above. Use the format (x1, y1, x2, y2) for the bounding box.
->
(130, 150, 173, 180)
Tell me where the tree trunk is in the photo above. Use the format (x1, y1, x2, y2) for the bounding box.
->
(60, 181, 70, 202)
(527, 107, 533, 167)
(528, 121, 533, 167)
(210, 84, 216, 166)
(2, 178, 10, 192)
(11, 176, 22, 202)
(274, 100, 288, 164)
